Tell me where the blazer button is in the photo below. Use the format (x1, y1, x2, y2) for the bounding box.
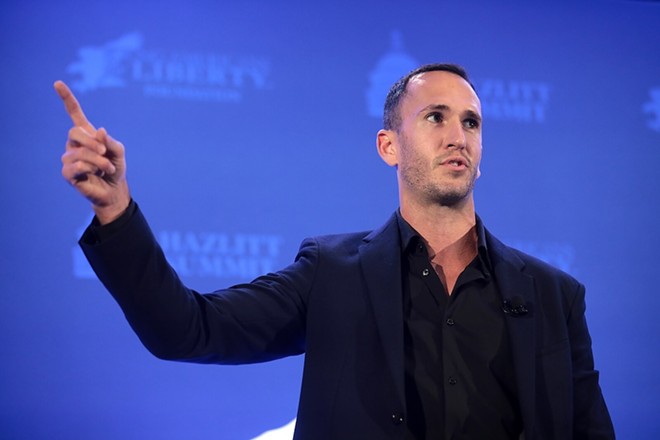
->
(391, 413, 405, 425)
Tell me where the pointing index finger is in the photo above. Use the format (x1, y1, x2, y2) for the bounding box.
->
(54, 80, 96, 132)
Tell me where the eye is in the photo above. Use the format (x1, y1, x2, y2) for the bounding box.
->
(463, 118, 480, 129)
(425, 112, 443, 124)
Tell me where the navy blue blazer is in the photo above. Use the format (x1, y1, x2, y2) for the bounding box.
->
(81, 206, 614, 439)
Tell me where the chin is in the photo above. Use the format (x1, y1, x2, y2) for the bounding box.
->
(427, 184, 474, 207)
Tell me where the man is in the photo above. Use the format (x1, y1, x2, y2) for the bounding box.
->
(56, 63, 614, 439)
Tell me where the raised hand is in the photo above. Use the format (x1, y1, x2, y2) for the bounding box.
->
(55, 81, 131, 224)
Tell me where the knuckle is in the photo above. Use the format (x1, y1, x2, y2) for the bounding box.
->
(66, 140, 80, 150)
(67, 127, 81, 142)
(72, 161, 90, 175)
(62, 164, 81, 181)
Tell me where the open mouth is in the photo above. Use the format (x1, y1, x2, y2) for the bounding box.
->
(441, 156, 468, 169)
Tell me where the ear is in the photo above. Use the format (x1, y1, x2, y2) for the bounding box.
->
(476, 143, 483, 179)
(376, 129, 399, 167)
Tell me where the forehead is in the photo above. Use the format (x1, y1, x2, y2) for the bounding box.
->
(402, 70, 481, 116)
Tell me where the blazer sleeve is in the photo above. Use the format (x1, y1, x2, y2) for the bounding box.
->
(567, 282, 615, 439)
(80, 203, 316, 365)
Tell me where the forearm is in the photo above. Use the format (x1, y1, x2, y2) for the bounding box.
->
(80, 202, 209, 360)
(80, 202, 309, 364)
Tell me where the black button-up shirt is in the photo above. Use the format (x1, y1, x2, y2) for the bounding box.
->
(397, 211, 522, 439)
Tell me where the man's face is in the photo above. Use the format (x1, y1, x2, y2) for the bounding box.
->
(381, 70, 483, 208)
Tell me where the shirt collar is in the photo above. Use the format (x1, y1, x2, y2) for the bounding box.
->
(395, 209, 492, 272)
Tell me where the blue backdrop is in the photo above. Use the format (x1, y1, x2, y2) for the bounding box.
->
(1, 0, 659, 438)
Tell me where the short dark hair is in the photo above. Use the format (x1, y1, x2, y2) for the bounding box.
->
(383, 63, 476, 131)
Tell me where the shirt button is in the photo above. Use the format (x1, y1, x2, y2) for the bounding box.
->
(391, 412, 405, 425)
(448, 377, 457, 385)
(446, 318, 455, 326)
(422, 268, 430, 276)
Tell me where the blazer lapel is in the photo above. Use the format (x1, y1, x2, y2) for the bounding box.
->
(487, 231, 537, 438)
(358, 213, 406, 405)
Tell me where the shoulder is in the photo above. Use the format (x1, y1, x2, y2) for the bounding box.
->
(296, 231, 372, 264)
(486, 228, 584, 293)
(306, 231, 372, 248)
(512, 246, 577, 280)
(298, 212, 400, 259)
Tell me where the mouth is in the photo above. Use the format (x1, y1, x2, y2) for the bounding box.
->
(439, 156, 469, 170)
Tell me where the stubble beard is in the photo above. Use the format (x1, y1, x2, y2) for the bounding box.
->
(399, 141, 478, 208)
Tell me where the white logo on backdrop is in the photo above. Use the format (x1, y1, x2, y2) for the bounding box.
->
(474, 79, 551, 123)
(73, 221, 285, 281)
(366, 30, 419, 118)
(643, 87, 660, 132)
(66, 32, 271, 102)
(158, 230, 284, 279)
(364, 31, 551, 125)
(67, 33, 143, 92)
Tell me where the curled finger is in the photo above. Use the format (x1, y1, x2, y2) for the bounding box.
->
(62, 146, 116, 176)
(67, 126, 104, 155)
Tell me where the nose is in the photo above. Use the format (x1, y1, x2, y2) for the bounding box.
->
(446, 119, 466, 150)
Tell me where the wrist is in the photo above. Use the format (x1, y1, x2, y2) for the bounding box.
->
(93, 183, 131, 225)
(94, 200, 131, 225)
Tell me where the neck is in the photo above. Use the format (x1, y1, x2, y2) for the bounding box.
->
(400, 196, 479, 295)
(400, 196, 477, 256)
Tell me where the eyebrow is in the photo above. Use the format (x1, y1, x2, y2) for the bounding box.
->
(464, 109, 482, 124)
(419, 104, 482, 123)
(419, 104, 450, 115)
